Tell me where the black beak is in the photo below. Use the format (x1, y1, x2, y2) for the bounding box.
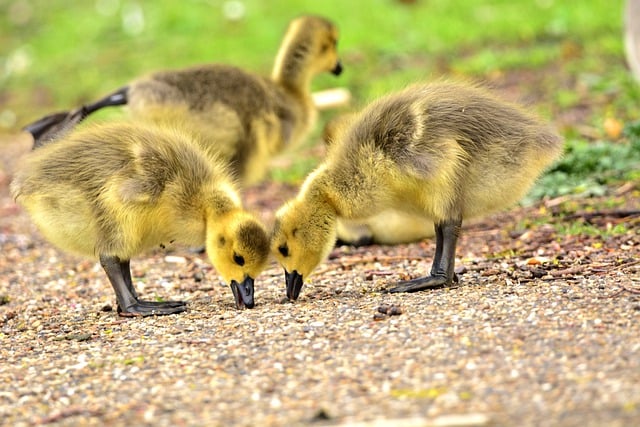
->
(230, 277, 255, 309)
(285, 270, 304, 301)
(331, 60, 343, 76)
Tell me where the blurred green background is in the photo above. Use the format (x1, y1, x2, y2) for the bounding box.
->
(1, 0, 639, 195)
(0, 0, 630, 124)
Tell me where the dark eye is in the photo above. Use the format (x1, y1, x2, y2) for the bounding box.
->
(278, 245, 289, 257)
(233, 253, 245, 266)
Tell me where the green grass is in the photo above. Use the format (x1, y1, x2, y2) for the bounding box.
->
(523, 122, 640, 204)
(1, 0, 626, 120)
(1, 0, 638, 194)
(555, 220, 629, 238)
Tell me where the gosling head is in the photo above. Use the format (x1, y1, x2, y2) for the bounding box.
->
(303, 15, 342, 76)
(271, 198, 337, 301)
(278, 15, 343, 80)
(207, 211, 270, 309)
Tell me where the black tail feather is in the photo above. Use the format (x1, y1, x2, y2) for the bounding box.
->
(84, 86, 128, 114)
(24, 86, 129, 149)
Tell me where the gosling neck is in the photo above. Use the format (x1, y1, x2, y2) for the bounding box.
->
(271, 36, 314, 97)
(299, 167, 340, 220)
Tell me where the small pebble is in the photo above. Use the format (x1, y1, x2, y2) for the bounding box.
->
(388, 305, 403, 316)
(377, 304, 391, 314)
(2, 159, 638, 427)
(376, 304, 403, 317)
(373, 312, 387, 321)
(310, 407, 332, 421)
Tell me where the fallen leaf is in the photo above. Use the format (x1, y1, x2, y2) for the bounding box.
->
(603, 117, 623, 139)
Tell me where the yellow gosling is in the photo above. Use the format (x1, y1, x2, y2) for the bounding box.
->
(336, 211, 435, 246)
(11, 121, 270, 316)
(271, 81, 563, 300)
(23, 15, 343, 186)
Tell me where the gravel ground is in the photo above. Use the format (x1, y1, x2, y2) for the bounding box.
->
(1, 133, 639, 427)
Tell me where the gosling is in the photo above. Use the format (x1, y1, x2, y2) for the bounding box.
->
(23, 15, 343, 184)
(11, 121, 270, 316)
(336, 212, 435, 246)
(271, 81, 563, 300)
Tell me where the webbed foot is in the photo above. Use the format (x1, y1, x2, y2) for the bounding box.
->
(387, 273, 459, 293)
(100, 254, 187, 317)
(117, 300, 187, 317)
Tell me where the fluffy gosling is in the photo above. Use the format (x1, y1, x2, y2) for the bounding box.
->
(271, 81, 563, 300)
(11, 122, 270, 315)
(336, 212, 435, 246)
(23, 15, 343, 185)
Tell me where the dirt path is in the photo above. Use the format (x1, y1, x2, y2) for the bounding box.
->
(1, 130, 639, 426)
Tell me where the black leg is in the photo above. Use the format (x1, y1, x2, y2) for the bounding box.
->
(27, 110, 87, 149)
(100, 255, 138, 311)
(83, 87, 128, 114)
(430, 222, 444, 276)
(117, 258, 186, 310)
(335, 235, 374, 248)
(99, 254, 187, 317)
(24, 112, 70, 144)
(388, 218, 462, 293)
(27, 87, 129, 149)
(117, 258, 138, 299)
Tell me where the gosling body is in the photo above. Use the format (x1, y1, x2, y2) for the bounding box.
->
(24, 15, 343, 185)
(11, 122, 270, 315)
(324, 113, 435, 246)
(336, 211, 435, 246)
(271, 82, 563, 299)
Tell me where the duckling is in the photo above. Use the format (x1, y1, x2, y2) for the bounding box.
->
(23, 15, 343, 185)
(271, 81, 563, 300)
(336, 212, 435, 246)
(11, 121, 270, 315)
(323, 113, 435, 246)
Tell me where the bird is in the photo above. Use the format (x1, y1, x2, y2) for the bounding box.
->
(23, 15, 343, 185)
(270, 81, 564, 300)
(11, 121, 270, 316)
(335, 211, 435, 246)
